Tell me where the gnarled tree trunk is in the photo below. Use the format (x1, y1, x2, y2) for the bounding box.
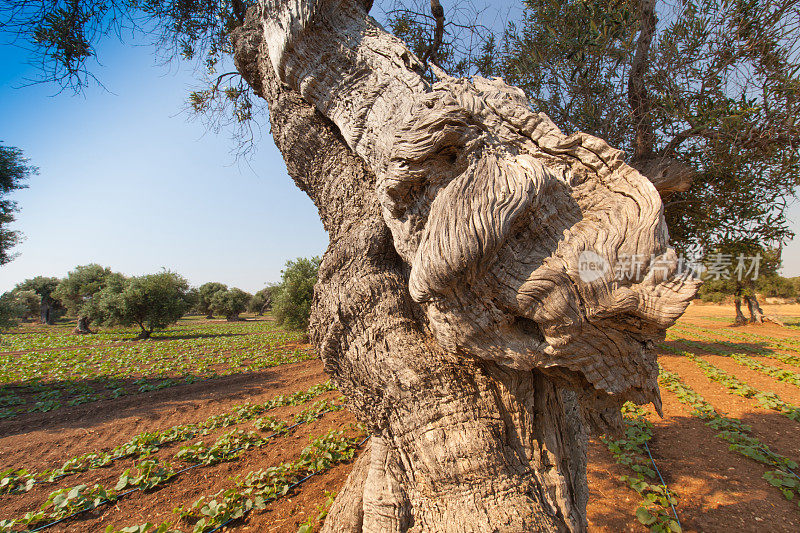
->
(40, 301, 54, 325)
(745, 295, 766, 324)
(734, 295, 748, 325)
(74, 316, 93, 334)
(231, 2, 698, 531)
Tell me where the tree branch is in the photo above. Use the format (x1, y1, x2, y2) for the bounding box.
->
(421, 0, 445, 67)
(628, 0, 657, 162)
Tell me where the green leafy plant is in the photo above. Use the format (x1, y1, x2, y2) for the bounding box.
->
(662, 343, 800, 422)
(601, 403, 681, 532)
(659, 366, 800, 505)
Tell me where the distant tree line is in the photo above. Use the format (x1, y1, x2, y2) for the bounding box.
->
(0, 257, 320, 336)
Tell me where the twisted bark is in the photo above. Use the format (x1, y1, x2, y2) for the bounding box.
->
(231, 2, 699, 530)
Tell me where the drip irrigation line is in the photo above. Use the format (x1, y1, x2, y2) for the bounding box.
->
(29, 488, 139, 532)
(643, 441, 681, 530)
(21, 411, 339, 532)
(758, 445, 800, 482)
(207, 435, 371, 533)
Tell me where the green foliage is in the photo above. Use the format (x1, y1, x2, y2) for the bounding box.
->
(12, 289, 41, 319)
(0, 292, 22, 331)
(106, 522, 181, 533)
(53, 264, 114, 316)
(248, 284, 280, 314)
(15, 275, 64, 323)
(674, 323, 800, 367)
(495, 0, 800, 257)
(0, 322, 313, 419)
(196, 282, 227, 317)
(296, 490, 336, 533)
(659, 366, 800, 504)
(44, 483, 112, 521)
(0, 378, 333, 487)
(0, 468, 36, 495)
(0, 143, 35, 265)
(91, 271, 191, 338)
(662, 343, 800, 422)
(273, 257, 320, 331)
(671, 335, 800, 388)
(210, 287, 251, 321)
(601, 403, 681, 533)
(177, 428, 366, 532)
(115, 460, 175, 492)
(16, 276, 60, 302)
(757, 274, 797, 299)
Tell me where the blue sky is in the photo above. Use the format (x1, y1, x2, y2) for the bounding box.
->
(0, 39, 329, 293)
(1, 3, 800, 294)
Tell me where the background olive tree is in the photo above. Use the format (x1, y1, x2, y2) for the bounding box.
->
(53, 263, 118, 333)
(210, 287, 251, 321)
(0, 143, 35, 266)
(90, 271, 191, 338)
(272, 257, 320, 330)
(195, 282, 228, 318)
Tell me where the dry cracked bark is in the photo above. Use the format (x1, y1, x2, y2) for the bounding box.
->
(231, 1, 699, 531)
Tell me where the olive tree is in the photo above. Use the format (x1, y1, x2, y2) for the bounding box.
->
(91, 271, 191, 339)
(272, 257, 319, 331)
(53, 263, 116, 333)
(0, 143, 35, 265)
(491, 0, 800, 321)
(0, 291, 23, 330)
(210, 287, 251, 321)
(247, 284, 280, 315)
(1, 1, 699, 530)
(15, 276, 62, 324)
(196, 282, 228, 318)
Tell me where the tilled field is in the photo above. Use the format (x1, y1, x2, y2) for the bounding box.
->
(2, 306, 800, 532)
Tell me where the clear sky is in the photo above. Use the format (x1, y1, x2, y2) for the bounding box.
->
(1, 3, 800, 294)
(0, 38, 330, 294)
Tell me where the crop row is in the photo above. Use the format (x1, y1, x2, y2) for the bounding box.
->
(172, 427, 366, 533)
(0, 320, 285, 353)
(601, 403, 681, 532)
(2, 428, 366, 533)
(0, 343, 313, 419)
(0, 381, 336, 495)
(673, 324, 800, 361)
(1, 327, 305, 383)
(669, 337, 800, 389)
(1, 399, 347, 531)
(658, 367, 800, 506)
(661, 344, 800, 422)
(670, 325, 800, 368)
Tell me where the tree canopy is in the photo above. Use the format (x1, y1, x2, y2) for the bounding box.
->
(247, 284, 279, 314)
(0, 143, 35, 265)
(90, 271, 192, 338)
(196, 282, 228, 318)
(15, 276, 62, 324)
(210, 287, 251, 321)
(53, 263, 119, 332)
(490, 0, 800, 259)
(272, 257, 320, 330)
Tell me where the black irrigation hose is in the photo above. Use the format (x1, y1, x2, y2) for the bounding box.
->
(757, 445, 800, 482)
(643, 441, 681, 530)
(21, 414, 337, 532)
(29, 488, 139, 532)
(207, 435, 371, 533)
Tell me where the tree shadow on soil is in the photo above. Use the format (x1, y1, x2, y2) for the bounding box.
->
(0, 362, 320, 437)
(662, 337, 784, 357)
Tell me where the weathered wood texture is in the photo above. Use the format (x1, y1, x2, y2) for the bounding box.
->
(232, 1, 699, 531)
